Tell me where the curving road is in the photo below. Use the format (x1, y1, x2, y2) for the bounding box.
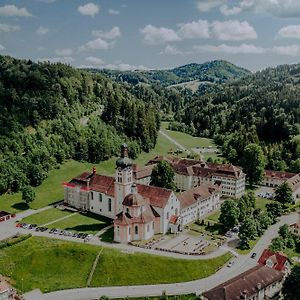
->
(17, 212, 298, 300)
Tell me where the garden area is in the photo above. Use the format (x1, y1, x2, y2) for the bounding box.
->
(0, 236, 232, 293)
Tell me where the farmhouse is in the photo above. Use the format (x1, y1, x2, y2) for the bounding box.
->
(258, 249, 290, 274)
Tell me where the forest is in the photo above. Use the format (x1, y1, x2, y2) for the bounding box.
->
(102, 61, 300, 172)
(0, 55, 160, 194)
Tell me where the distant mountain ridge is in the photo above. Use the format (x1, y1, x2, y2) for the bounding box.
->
(88, 60, 251, 87)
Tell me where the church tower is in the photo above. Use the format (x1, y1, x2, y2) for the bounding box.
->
(114, 143, 133, 215)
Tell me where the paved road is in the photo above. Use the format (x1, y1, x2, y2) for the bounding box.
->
(16, 212, 297, 300)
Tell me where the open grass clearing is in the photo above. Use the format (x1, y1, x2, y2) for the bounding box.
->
(0, 236, 232, 293)
(21, 208, 75, 225)
(47, 212, 111, 234)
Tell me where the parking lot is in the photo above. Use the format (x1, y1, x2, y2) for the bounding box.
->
(255, 186, 275, 199)
(16, 222, 93, 242)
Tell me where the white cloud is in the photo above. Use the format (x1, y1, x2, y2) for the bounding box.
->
(0, 23, 20, 33)
(78, 3, 99, 17)
(36, 26, 49, 36)
(79, 37, 114, 51)
(278, 25, 300, 39)
(177, 19, 210, 39)
(0, 5, 32, 17)
(193, 43, 266, 54)
(108, 9, 120, 15)
(92, 26, 121, 40)
(160, 45, 184, 55)
(140, 24, 181, 45)
(220, 5, 242, 16)
(0, 44, 5, 51)
(37, 46, 45, 51)
(211, 20, 257, 40)
(56, 48, 73, 56)
(272, 45, 300, 56)
(38, 57, 74, 64)
(196, 0, 222, 12)
(103, 63, 148, 71)
(218, 0, 300, 18)
(85, 56, 105, 66)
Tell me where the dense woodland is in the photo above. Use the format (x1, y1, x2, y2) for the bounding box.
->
(176, 64, 300, 170)
(0, 55, 159, 194)
(1, 55, 300, 194)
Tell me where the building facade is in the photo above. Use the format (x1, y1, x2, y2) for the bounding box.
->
(262, 170, 300, 201)
(148, 157, 245, 198)
(178, 184, 221, 226)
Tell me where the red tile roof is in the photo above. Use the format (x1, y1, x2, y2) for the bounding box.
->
(178, 184, 220, 209)
(203, 265, 284, 300)
(258, 249, 289, 272)
(132, 164, 154, 180)
(137, 184, 173, 208)
(68, 171, 173, 207)
(264, 170, 296, 180)
(69, 172, 115, 197)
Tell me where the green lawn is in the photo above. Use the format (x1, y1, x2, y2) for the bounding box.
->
(0, 236, 231, 293)
(161, 127, 216, 149)
(0, 159, 116, 213)
(22, 208, 74, 225)
(235, 238, 259, 255)
(134, 132, 178, 165)
(255, 197, 273, 211)
(47, 212, 111, 234)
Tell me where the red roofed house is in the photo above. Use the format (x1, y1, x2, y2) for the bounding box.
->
(178, 184, 221, 226)
(258, 249, 290, 274)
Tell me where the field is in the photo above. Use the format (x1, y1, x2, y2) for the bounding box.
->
(0, 236, 232, 293)
(22, 208, 74, 225)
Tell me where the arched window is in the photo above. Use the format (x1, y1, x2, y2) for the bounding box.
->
(135, 225, 138, 235)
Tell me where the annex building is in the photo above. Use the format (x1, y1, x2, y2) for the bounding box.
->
(147, 156, 245, 198)
(64, 144, 221, 243)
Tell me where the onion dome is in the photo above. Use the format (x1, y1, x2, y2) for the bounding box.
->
(116, 143, 132, 169)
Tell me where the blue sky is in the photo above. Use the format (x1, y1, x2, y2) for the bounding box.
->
(2, 1, 300, 71)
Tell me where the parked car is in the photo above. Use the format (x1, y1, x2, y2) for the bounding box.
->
(225, 231, 234, 238)
(227, 261, 234, 267)
(251, 252, 257, 259)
